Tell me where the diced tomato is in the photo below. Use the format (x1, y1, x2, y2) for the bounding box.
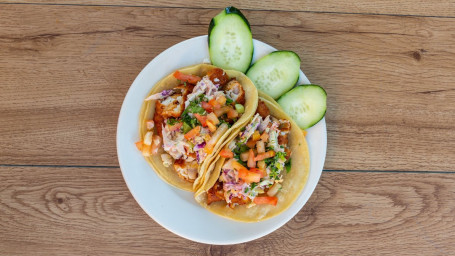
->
(246, 138, 256, 148)
(247, 149, 256, 168)
(173, 70, 201, 84)
(249, 168, 267, 178)
(220, 148, 234, 158)
(150, 135, 162, 155)
(206, 120, 217, 133)
(214, 106, 230, 117)
(260, 132, 269, 142)
(168, 122, 183, 132)
(201, 101, 213, 112)
(135, 141, 143, 151)
(238, 168, 261, 183)
(194, 113, 207, 127)
(253, 196, 278, 206)
(184, 126, 201, 140)
(227, 108, 239, 119)
(254, 150, 276, 161)
(208, 98, 221, 108)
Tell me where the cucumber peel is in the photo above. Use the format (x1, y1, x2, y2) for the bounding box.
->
(246, 51, 300, 99)
(208, 6, 253, 73)
(277, 84, 327, 129)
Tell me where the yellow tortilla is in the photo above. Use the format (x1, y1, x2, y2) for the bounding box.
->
(139, 64, 258, 191)
(194, 93, 310, 222)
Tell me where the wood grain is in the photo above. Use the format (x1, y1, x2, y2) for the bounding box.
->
(0, 166, 454, 255)
(2, 0, 455, 17)
(1, 5, 455, 171)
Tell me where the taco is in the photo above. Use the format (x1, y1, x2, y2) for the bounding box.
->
(136, 64, 258, 191)
(194, 93, 310, 222)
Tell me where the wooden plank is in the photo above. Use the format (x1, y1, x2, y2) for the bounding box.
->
(0, 166, 454, 255)
(0, 5, 454, 170)
(2, 0, 455, 17)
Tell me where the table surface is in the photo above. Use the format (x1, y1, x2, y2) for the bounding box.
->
(1, 1, 454, 255)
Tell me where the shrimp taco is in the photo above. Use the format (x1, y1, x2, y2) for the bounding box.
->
(136, 64, 258, 191)
(195, 92, 309, 222)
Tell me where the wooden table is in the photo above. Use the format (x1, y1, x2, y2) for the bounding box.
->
(1, 1, 454, 255)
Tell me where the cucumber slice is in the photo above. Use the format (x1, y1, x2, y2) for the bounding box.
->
(246, 51, 300, 99)
(208, 6, 253, 73)
(277, 84, 327, 129)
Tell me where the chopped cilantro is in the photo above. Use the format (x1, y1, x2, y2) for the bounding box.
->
(167, 118, 178, 125)
(186, 102, 205, 115)
(237, 159, 247, 167)
(265, 151, 288, 179)
(264, 156, 274, 166)
(251, 182, 257, 189)
(233, 143, 249, 156)
(182, 113, 199, 129)
(276, 151, 286, 161)
(199, 94, 208, 102)
(182, 98, 206, 116)
(226, 97, 234, 104)
(181, 99, 206, 129)
(219, 119, 232, 128)
(285, 159, 292, 173)
(269, 166, 280, 180)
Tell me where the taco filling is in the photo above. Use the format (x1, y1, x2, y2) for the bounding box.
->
(136, 68, 247, 183)
(206, 100, 292, 208)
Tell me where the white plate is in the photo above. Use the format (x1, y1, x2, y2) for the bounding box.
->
(117, 35, 326, 245)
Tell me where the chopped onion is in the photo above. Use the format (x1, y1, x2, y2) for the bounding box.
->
(257, 160, 266, 170)
(146, 120, 155, 130)
(240, 151, 249, 162)
(267, 183, 282, 197)
(256, 140, 265, 153)
(194, 142, 206, 151)
(207, 112, 220, 125)
(143, 131, 153, 145)
(144, 90, 174, 101)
